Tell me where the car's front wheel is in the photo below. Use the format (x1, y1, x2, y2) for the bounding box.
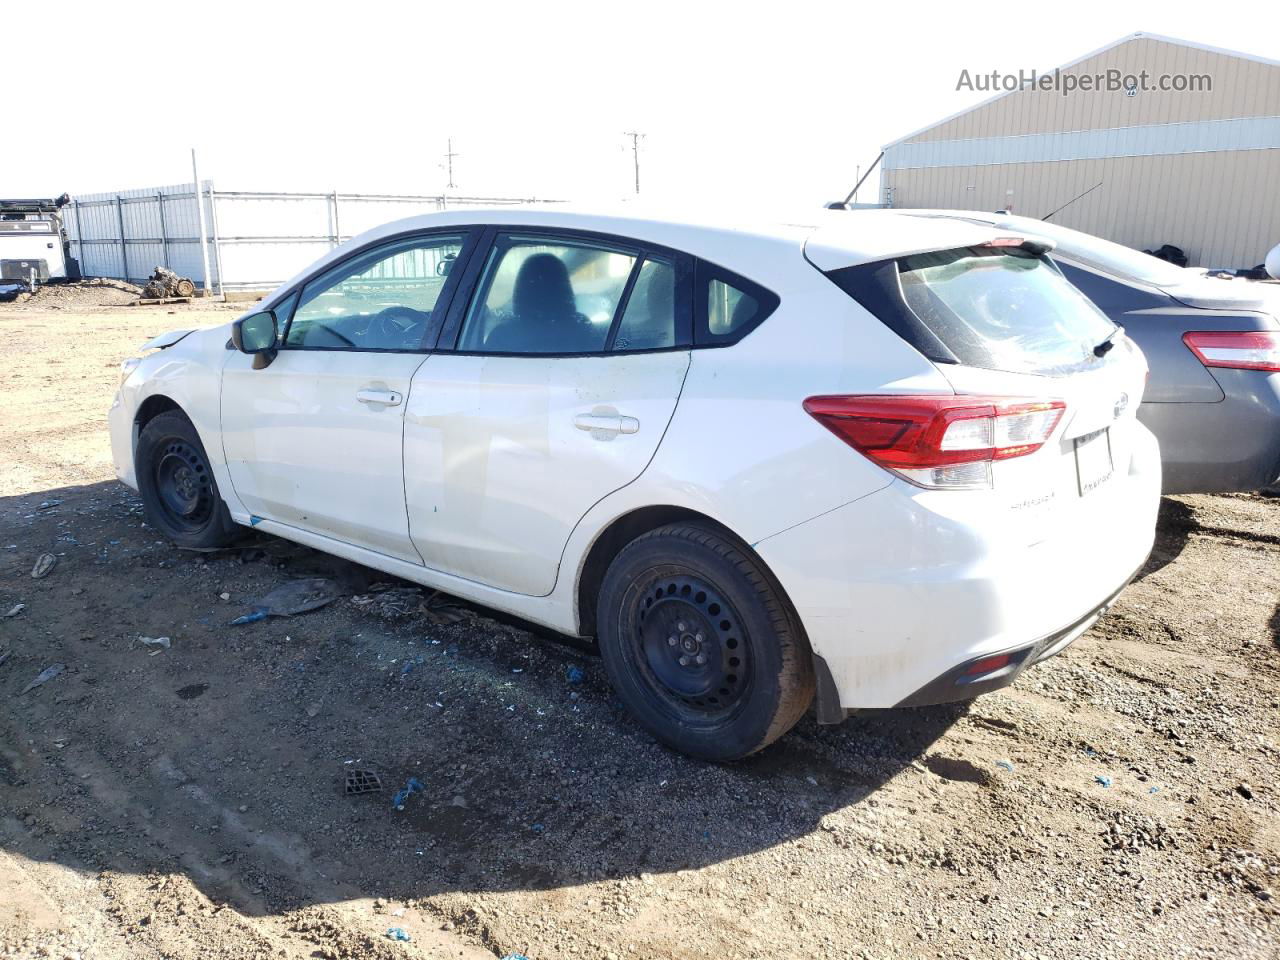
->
(596, 523, 814, 761)
(135, 410, 238, 548)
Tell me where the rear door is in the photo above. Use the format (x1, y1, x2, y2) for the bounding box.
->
(892, 245, 1148, 536)
(823, 242, 1148, 540)
(403, 230, 692, 596)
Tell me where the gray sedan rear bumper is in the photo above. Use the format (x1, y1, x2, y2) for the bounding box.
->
(1139, 369, 1280, 494)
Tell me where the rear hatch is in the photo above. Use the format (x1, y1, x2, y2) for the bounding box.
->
(810, 232, 1149, 543)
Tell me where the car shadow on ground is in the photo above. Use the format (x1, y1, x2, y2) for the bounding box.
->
(0, 480, 968, 917)
(1135, 496, 1195, 581)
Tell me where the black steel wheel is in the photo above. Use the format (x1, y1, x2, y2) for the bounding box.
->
(135, 411, 238, 548)
(154, 438, 215, 529)
(597, 523, 814, 761)
(635, 574, 752, 722)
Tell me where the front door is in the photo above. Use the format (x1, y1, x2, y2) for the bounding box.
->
(221, 231, 472, 563)
(404, 233, 692, 595)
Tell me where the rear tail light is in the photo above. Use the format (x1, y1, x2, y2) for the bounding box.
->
(1183, 331, 1280, 372)
(803, 395, 1066, 490)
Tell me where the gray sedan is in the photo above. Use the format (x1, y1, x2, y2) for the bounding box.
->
(910, 212, 1280, 494)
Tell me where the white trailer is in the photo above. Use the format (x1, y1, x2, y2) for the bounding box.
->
(0, 195, 75, 284)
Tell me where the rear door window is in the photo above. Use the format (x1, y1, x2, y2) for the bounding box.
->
(458, 236, 637, 354)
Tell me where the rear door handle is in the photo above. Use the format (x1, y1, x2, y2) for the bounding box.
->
(574, 413, 640, 437)
(356, 388, 403, 406)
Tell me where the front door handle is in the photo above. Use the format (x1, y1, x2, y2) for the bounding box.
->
(574, 412, 640, 439)
(356, 388, 403, 406)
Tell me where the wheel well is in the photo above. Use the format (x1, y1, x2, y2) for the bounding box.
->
(135, 394, 183, 431)
(576, 506, 762, 638)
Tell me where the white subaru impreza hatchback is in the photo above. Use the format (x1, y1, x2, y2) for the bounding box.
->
(110, 207, 1160, 760)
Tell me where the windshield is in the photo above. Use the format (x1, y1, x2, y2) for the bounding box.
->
(994, 217, 1189, 287)
(897, 246, 1118, 376)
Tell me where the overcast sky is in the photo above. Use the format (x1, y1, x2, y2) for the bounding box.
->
(9, 1, 1279, 207)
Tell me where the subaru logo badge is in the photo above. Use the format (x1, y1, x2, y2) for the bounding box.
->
(1114, 393, 1129, 419)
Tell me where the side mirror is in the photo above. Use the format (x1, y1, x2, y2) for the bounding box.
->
(232, 310, 281, 367)
(231, 310, 278, 353)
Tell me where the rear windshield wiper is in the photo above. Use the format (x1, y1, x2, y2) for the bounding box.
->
(1093, 327, 1121, 357)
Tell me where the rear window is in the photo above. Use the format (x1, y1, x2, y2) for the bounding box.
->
(829, 246, 1118, 376)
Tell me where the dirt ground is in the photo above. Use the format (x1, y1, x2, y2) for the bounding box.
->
(1, 286, 1277, 960)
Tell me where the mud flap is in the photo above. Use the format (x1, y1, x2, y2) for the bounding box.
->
(812, 654, 846, 725)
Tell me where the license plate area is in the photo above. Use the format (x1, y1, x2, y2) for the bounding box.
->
(1074, 427, 1114, 496)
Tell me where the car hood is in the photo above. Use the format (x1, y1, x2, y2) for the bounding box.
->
(138, 328, 196, 351)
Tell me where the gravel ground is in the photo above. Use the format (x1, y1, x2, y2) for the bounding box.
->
(1, 295, 1277, 960)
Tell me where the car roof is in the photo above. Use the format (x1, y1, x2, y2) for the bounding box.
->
(267, 204, 1012, 302)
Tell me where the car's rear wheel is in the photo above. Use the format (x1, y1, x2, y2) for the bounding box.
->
(136, 411, 238, 548)
(596, 523, 814, 761)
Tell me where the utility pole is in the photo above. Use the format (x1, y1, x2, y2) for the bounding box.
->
(190, 148, 213, 298)
(624, 131, 644, 195)
(444, 138, 459, 190)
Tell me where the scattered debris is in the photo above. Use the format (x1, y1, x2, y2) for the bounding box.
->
(995, 760, 1015, 772)
(175, 683, 208, 700)
(30, 553, 58, 579)
(344, 769, 383, 795)
(138, 636, 171, 652)
(385, 927, 411, 942)
(501, 953, 532, 960)
(140, 265, 197, 300)
(37, 499, 63, 510)
(231, 578, 344, 624)
(1095, 775, 1113, 788)
(566, 665, 585, 685)
(0, 650, 11, 669)
(20, 663, 65, 695)
(391, 776, 425, 810)
(1236, 783, 1254, 800)
(2, 603, 24, 619)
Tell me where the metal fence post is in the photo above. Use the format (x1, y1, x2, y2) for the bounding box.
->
(209, 182, 225, 298)
(331, 190, 341, 247)
(157, 192, 170, 269)
(115, 195, 129, 281)
(73, 200, 86, 276)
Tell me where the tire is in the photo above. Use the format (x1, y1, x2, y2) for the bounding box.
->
(596, 523, 814, 761)
(135, 411, 238, 549)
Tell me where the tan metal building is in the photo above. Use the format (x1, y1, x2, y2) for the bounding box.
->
(880, 33, 1280, 269)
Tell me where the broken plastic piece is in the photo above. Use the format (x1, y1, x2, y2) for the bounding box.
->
(995, 760, 1014, 772)
(31, 554, 57, 579)
(20, 663, 65, 695)
(1094, 775, 1112, 788)
(231, 578, 345, 625)
(566, 665, 585, 685)
(391, 777, 426, 810)
(385, 927, 411, 941)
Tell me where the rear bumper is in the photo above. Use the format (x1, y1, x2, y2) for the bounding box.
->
(755, 422, 1161, 713)
(893, 559, 1143, 707)
(1139, 369, 1280, 494)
